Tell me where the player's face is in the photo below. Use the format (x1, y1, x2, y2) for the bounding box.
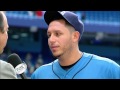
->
(47, 19, 73, 58)
(0, 13, 9, 54)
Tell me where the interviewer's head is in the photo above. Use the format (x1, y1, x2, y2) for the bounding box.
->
(0, 11, 9, 54)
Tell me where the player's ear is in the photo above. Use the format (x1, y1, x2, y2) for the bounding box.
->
(72, 31, 80, 42)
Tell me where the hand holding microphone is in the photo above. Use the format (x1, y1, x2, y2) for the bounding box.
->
(7, 53, 27, 79)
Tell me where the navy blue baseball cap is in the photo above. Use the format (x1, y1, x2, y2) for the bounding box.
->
(44, 11, 84, 38)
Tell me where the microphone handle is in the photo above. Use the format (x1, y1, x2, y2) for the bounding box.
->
(20, 73, 27, 79)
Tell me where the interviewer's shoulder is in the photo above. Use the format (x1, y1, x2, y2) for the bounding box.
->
(0, 60, 10, 67)
(0, 60, 15, 72)
(1, 59, 10, 65)
(0, 60, 17, 79)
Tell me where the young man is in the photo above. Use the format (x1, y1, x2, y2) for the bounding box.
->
(31, 11, 120, 79)
(0, 11, 17, 79)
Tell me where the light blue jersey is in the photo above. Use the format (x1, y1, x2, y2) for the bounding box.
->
(31, 52, 120, 79)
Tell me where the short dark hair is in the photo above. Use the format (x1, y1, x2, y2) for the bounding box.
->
(0, 11, 4, 33)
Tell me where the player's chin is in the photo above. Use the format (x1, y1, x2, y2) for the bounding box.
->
(52, 52, 61, 58)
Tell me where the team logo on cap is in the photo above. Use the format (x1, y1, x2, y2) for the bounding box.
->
(61, 11, 66, 15)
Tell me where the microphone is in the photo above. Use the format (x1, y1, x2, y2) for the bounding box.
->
(7, 53, 27, 79)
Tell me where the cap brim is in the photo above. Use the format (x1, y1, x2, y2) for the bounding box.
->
(44, 11, 65, 25)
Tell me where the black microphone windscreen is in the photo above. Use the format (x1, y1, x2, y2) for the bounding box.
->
(7, 53, 27, 79)
(7, 53, 23, 68)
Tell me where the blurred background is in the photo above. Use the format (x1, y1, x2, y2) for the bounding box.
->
(0, 11, 120, 78)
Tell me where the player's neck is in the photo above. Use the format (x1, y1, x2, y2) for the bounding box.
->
(58, 50, 83, 66)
